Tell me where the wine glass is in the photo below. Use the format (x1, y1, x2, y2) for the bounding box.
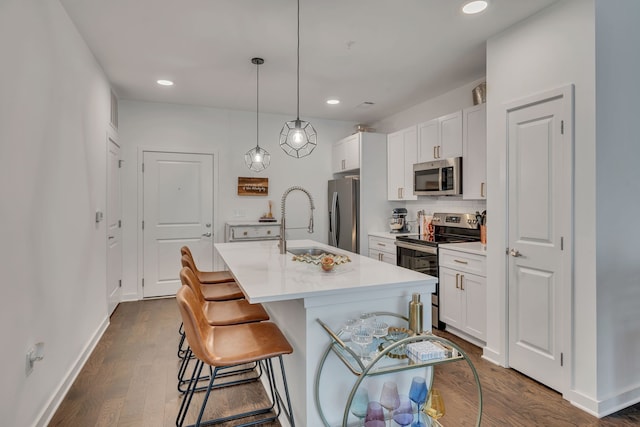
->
(408, 376, 428, 426)
(365, 401, 385, 427)
(351, 326, 374, 360)
(392, 395, 415, 427)
(350, 387, 369, 425)
(423, 388, 445, 425)
(379, 381, 400, 426)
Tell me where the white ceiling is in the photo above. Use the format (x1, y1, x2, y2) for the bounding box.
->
(60, 0, 558, 124)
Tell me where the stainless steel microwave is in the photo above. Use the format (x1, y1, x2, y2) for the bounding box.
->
(413, 157, 462, 196)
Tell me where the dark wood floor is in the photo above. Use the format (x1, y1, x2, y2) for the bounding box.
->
(50, 298, 640, 426)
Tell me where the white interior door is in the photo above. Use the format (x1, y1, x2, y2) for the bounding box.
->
(507, 87, 572, 393)
(106, 134, 122, 315)
(143, 151, 214, 298)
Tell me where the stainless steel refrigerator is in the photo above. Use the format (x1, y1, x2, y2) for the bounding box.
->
(328, 177, 359, 253)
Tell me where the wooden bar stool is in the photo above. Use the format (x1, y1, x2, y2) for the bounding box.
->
(176, 285, 295, 427)
(177, 267, 269, 391)
(181, 246, 235, 284)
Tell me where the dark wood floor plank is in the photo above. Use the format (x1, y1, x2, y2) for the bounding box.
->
(49, 298, 639, 427)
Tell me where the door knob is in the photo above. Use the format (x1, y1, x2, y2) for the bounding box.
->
(202, 232, 212, 237)
(510, 248, 522, 257)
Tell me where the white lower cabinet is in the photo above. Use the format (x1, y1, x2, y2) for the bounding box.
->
(439, 248, 486, 343)
(368, 235, 397, 265)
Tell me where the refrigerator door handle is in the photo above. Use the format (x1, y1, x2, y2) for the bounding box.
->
(335, 195, 340, 247)
(329, 191, 338, 246)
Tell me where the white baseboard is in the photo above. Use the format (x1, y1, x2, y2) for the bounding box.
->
(481, 346, 506, 366)
(567, 384, 640, 418)
(120, 292, 140, 302)
(33, 316, 110, 427)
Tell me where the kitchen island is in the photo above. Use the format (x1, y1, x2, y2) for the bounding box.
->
(215, 239, 437, 427)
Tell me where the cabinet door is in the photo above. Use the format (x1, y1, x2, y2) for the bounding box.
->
(439, 267, 462, 329)
(387, 126, 417, 201)
(402, 127, 418, 200)
(332, 139, 345, 173)
(461, 273, 486, 341)
(417, 119, 439, 163)
(343, 134, 360, 171)
(462, 104, 487, 200)
(387, 131, 405, 200)
(332, 134, 360, 173)
(439, 110, 463, 159)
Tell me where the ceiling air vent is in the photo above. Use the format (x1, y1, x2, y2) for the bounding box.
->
(355, 101, 375, 109)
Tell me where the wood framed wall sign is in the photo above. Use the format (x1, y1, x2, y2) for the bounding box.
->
(238, 177, 269, 196)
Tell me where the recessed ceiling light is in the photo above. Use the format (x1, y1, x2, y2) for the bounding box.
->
(157, 79, 174, 86)
(462, 1, 488, 15)
(326, 99, 340, 105)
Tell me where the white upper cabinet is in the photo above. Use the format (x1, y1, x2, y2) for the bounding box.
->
(417, 111, 462, 163)
(462, 104, 487, 200)
(332, 133, 360, 173)
(387, 125, 418, 201)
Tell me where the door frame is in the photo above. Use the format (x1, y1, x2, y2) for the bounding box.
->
(503, 84, 574, 394)
(106, 127, 122, 315)
(136, 147, 220, 299)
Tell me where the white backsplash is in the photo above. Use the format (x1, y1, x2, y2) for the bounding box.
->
(401, 198, 487, 230)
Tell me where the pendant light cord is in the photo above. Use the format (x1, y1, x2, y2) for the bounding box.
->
(256, 60, 260, 149)
(296, 0, 300, 120)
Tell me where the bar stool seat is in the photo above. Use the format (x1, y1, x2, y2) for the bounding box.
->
(181, 246, 235, 284)
(200, 281, 244, 301)
(180, 267, 268, 326)
(176, 285, 295, 427)
(181, 255, 243, 301)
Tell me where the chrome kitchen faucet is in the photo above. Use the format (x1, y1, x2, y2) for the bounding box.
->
(279, 186, 315, 254)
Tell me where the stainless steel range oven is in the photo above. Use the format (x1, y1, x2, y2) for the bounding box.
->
(396, 212, 481, 330)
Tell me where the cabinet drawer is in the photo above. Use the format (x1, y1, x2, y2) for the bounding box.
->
(228, 225, 280, 241)
(369, 236, 397, 255)
(369, 249, 396, 265)
(439, 249, 486, 276)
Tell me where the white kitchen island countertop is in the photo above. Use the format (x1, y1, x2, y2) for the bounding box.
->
(214, 239, 437, 427)
(215, 239, 436, 303)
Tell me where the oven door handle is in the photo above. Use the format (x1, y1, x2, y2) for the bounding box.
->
(395, 241, 438, 255)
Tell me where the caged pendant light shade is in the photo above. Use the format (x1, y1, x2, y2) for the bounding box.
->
(245, 57, 271, 172)
(279, 0, 316, 158)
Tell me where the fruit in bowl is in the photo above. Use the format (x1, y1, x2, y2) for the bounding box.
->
(321, 256, 335, 272)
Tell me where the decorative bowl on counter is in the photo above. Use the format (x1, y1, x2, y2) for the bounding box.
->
(321, 256, 335, 272)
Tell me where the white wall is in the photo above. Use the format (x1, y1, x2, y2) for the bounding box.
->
(0, 0, 112, 425)
(372, 78, 488, 224)
(487, 0, 601, 413)
(594, 0, 640, 414)
(118, 100, 355, 299)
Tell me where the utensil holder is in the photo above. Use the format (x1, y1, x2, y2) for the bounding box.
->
(480, 225, 487, 248)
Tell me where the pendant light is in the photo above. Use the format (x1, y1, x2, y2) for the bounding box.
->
(245, 57, 271, 172)
(279, 0, 317, 158)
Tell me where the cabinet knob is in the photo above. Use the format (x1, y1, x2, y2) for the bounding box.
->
(455, 273, 460, 289)
(510, 248, 522, 257)
(460, 274, 465, 291)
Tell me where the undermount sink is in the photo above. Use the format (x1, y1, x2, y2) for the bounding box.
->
(287, 247, 335, 257)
